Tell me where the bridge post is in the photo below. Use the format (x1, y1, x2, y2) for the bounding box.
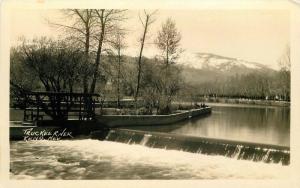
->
(36, 103, 39, 121)
(79, 96, 82, 120)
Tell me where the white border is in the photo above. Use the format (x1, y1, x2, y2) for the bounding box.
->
(1, 0, 300, 187)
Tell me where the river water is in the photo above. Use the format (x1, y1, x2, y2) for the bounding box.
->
(125, 103, 290, 147)
(10, 103, 290, 179)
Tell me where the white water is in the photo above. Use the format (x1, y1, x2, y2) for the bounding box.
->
(10, 139, 290, 180)
(140, 134, 152, 146)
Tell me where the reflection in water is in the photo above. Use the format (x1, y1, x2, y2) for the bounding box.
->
(125, 104, 290, 146)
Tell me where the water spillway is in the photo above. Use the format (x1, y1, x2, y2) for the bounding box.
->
(10, 104, 290, 179)
(10, 139, 290, 179)
(91, 129, 290, 165)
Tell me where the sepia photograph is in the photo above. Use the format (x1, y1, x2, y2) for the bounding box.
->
(2, 0, 298, 183)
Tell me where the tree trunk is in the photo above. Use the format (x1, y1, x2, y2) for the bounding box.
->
(135, 15, 150, 108)
(117, 46, 121, 108)
(83, 34, 90, 93)
(90, 11, 105, 94)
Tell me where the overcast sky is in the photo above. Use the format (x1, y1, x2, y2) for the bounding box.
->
(10, 9, 290, 70)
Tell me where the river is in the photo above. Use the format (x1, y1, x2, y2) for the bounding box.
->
(10, 103, 290, 179)
(124, 103, 290, 147)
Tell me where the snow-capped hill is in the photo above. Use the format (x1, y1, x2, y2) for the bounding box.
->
(178, 52, 273, 74)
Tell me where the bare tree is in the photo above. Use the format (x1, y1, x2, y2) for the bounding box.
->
(277, 45, 291, 101)
(154, 18, 182, 114)
(10, 46, 40, 108)
(50, 9, 96, 93)
(90, 9, 127, 94)
(155, 18, 182, 66)
(134, 10, 157, 107)
(11, 37, 85, 119)
(49, 9, 127, 94)
(109, 29, 127, 107)
(17, 37, 84, 93)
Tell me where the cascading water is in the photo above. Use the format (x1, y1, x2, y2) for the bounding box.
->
(98, 129, 290, 165)
(10, 139, 291, 179)
(140, 134, 152, 146)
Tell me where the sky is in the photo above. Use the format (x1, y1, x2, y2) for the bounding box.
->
(9, 8, 290, 70)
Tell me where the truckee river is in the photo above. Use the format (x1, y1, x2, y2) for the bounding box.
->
(125, 103, 290, 147)
(10, 103, 290, 179)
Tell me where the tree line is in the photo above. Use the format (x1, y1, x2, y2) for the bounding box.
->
(10, 9, 183, 114)
(181, 70, 290, 102)
(10, 9, 290, 116)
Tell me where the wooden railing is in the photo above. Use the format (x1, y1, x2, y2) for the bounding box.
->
(22, 92, 100, 121)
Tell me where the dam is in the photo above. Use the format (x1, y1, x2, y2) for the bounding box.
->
(10, 103, 290, 179)
(91, 128, 289, 165)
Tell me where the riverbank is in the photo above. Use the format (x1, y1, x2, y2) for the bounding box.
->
(198, 97, 290, 107)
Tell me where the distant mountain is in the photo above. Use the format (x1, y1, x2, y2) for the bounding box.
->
(121, 52, 276, 85)
(179, 52, 274, 73)
(178, 52, 276, 85)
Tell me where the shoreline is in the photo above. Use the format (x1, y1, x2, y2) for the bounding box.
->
(197, 97, 290, 107)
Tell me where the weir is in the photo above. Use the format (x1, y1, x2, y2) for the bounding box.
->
(91, 128, 290, 165)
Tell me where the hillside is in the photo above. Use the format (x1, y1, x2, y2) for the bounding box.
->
(178, 52, 276, 85)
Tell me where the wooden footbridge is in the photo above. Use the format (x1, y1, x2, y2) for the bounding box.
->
(22, 92, 100, 122)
